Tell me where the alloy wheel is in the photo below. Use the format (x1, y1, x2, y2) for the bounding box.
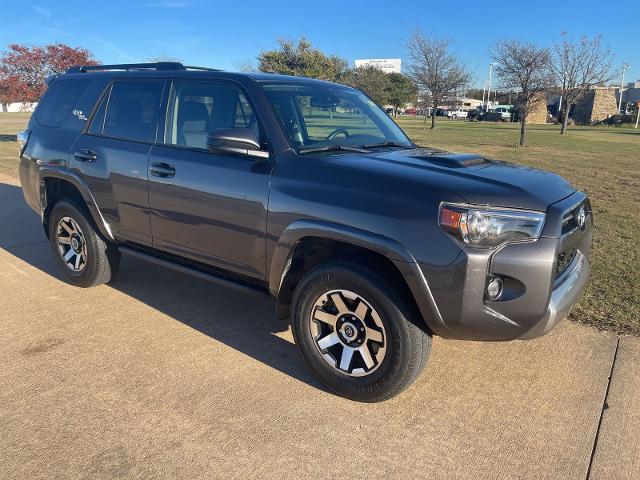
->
(56, 216, 87, 272)
(309, 289, 387, 377)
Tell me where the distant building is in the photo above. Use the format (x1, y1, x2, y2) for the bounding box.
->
(354, 58, 401, 74)
(436, 97, 482, 111)
(458, 98, 483, 110)
(526, 93, 549, 124)
(547, 86, 619, 124)
(573, 87, 618, 124)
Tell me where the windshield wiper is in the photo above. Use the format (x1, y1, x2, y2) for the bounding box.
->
(298, 145, 370, 155)
(360, 141, 414, 150)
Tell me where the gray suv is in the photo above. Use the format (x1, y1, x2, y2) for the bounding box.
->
(18, 62, 592, 402)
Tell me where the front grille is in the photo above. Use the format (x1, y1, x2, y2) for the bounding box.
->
(553, 195, 590, 280)
(555, 248, 577, 278)
(561, 200, 590, 234)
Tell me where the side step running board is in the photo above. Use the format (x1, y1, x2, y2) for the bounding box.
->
(119, 246, 272, 300)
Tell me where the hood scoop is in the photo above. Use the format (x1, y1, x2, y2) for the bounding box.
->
(410, 151, 487, 168)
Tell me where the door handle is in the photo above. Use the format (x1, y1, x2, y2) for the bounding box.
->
(74, 149, 98, 162)
(150, 162, 176, 178)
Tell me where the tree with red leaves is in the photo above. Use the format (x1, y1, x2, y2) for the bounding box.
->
(0, 43, 99, 108)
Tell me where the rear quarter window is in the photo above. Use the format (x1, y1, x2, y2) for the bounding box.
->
(35, 79, 90, 127)
(102, 79, 163, 142)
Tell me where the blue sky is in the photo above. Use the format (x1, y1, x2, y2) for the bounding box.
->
(2, 0, 639, 88)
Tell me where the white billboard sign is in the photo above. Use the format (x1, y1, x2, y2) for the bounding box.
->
(354, 58, 402, 74)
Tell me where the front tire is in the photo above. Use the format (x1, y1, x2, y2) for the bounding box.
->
(291, 262, 431, 402)
(48, 200, 120, 287)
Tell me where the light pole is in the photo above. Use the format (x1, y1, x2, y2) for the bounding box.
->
(482, 80, 488, 109)
(618, 63, 630, 114)
(487, 62, 498, 110)
(557, 95, 562, 117)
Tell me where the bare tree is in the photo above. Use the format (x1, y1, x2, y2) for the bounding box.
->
(492, 40, 551, 146)
(549, 34, 613, 134)
(407, 30, 471, 129)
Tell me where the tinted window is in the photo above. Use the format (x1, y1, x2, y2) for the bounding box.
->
(103, 80, 163, 142)
(166, 82, 259, 150)
(36, 79, 90, 127)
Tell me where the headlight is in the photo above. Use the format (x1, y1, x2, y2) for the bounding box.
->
(17, 129, 31, 156)
(439, 203, 546, 248)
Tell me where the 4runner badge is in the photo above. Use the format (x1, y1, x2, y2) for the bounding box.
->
(72, 109, 87, 121)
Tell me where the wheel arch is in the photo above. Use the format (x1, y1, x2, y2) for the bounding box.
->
(38, 166, 114, 241)
(268, 220, 446, 334)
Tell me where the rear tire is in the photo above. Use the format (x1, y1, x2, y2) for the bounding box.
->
(48, 200, 120, 287)
(291, 261, 431, 402)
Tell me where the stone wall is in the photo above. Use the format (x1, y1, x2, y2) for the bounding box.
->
(526, 92, 548, 124)
(572, 87, 618, 124)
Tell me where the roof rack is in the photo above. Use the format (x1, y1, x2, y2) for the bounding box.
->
(183, 65, 220, 72)
(66, 62, 221, 73)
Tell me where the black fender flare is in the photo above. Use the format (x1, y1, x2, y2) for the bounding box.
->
(267, 219, 447, 334)
(37, 166, 115, 241)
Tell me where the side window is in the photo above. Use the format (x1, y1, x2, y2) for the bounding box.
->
(166, 82, 259, 150)
(35, 79, 90, 127)
(102, 80, 163, 142)
(87, 87, 110, 135)
(235, 94, 256, 127)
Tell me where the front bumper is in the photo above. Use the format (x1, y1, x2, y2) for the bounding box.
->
(518, 250, 590, 339)
(421, 192, 592, 341)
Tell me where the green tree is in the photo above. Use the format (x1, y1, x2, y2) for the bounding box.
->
(339, 66, 391, 106)
(466, 88, 485, 100)
(386, 73, 417, 116)
(257, 37, 347, 82)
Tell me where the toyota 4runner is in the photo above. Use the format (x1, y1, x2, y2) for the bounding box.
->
(18, 62, 592, 402)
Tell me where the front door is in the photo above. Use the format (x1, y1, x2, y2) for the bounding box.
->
(148, 80, 272, 280)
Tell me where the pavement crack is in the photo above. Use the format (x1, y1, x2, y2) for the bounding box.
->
(586, 336, 620, 480)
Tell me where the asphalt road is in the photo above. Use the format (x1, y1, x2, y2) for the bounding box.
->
(0, 174, 638, 480)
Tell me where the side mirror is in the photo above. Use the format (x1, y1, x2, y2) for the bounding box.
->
(206, 127, 269, 160)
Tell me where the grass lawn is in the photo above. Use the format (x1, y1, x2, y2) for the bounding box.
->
(0, 113, 30, 178)
(1, 112, 638, 335)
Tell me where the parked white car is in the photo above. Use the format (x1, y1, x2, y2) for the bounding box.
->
(492, 107, 512, 121)
(449, 109, 468, 119)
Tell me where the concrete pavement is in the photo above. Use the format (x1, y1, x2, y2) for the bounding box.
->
(0, 174, 638, 480)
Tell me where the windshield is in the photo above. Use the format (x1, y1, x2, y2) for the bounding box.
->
(261, 82, 413, 153)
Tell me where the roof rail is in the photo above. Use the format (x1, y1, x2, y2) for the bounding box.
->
(183, 65, 221, 72)
(66, 62, 222, 73)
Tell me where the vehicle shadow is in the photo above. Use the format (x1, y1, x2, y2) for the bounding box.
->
(0, 181, 325, 392)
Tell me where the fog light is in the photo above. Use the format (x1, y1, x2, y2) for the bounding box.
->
(486, 276, 503, 301)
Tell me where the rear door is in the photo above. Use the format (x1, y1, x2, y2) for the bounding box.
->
(71, 78, 164, 245)
(147, 79, 272, 280)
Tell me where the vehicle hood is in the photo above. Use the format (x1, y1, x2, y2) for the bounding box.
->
(322, 148, 576, 211)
